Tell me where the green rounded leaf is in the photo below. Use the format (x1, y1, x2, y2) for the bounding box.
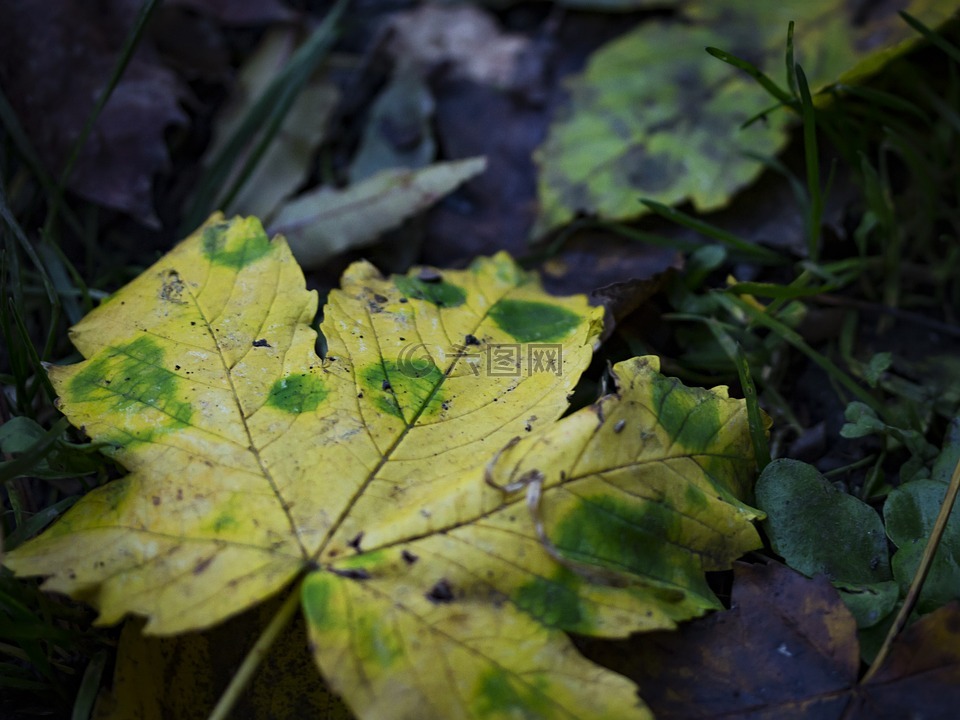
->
(756, 459, 890, 584)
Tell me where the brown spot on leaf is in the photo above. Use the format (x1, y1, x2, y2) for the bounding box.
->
(402, 550, 419, 564)
(330, 568, 370, 581)
(426, 579, 455, 603)
(193, 557, 214, 575)
(159, 271, 187, 304)
(347, 532, 364, 552)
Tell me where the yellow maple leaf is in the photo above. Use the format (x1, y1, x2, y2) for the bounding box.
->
(6, 214, 763, 720)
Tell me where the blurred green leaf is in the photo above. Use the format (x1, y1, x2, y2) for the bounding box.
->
(534, 0, 955, 236)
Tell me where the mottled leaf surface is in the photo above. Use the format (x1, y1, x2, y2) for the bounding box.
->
(534, 0, 955, 236)
(7, 215, 763, 719)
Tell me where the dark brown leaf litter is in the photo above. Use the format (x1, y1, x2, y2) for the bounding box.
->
(420, 9, 649, 266)
(576, 561, 960, 719)
(0, 0, 188, 226)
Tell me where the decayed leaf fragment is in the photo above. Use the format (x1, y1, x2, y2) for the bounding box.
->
(6, 215, 764, 719)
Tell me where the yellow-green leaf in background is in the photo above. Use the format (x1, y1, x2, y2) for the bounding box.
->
(534, 0, 957, 236)
(5, 215, 763, 719)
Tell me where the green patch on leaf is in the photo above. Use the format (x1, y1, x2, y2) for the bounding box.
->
(360, 360, 444, 421)
(213, 513, 238, 533)
(513, 568, 585, 631)
(267, 373, 328, 414)
(201, 219, 273, 269)
(353, 610, 403, 669)
(553, 494, 707, 597)
(68, 336, 193, 435)
(651, 373, 721, 454)
(475, 253, 525, 286)
(302, 574, 336, 631)
(489, 300, 581, 343)
(394, 276, 466, 308)
(472, 668, 552, 719)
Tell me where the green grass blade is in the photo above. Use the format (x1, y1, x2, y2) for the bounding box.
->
(740, 99, 791, 129)
(71, 650, 108, 720)
(724, 280, 836, 299)
(3, 497, 79, 551)
(899, 11, 960, 64)
(696, 319, 772, 470)
(640, 199, 787, 264)
(0, 89, 84, 238)
(785, 21, 798, 97)
(795, 64, 823, 261)
(8, 297, 58, 403)
(733, 342, 771, 470)
(706, 46, 795, 105)
(0, 179, 57, 312)
(834, 83, 929, 121)
(716, 293, 886, 419)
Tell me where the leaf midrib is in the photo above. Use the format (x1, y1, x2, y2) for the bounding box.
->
(312, 276, 524, 562)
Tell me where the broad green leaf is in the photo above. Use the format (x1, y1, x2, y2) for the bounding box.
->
(834, 580, 900, 630)
(534, 0, 956, 236)
(885, 479, 960, 613)
(6, 215, 763, 719)
(756, 459, 891, 585)
(269, 158, 486, 269)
